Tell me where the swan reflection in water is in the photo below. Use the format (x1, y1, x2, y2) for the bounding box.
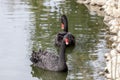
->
(31, 65, 68, 80)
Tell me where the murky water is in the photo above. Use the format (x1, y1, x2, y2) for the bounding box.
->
(0, 0, 108, 80)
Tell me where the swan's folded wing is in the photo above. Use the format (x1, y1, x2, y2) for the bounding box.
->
(38, 52, 59, 70)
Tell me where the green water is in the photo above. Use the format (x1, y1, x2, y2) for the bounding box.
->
(0, 0, 108, 80)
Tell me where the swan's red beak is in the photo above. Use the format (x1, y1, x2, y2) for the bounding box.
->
(61, 23, 64, 30)
(65, 38, 69, 45)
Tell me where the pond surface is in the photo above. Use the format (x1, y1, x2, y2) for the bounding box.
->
(0, 0, 108, 80)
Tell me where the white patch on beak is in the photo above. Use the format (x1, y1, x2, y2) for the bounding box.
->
(65, 38, 69, 45)
(66, 42, 69, 45)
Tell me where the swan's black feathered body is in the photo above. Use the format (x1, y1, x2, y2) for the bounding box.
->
(30, 35, 69, 72)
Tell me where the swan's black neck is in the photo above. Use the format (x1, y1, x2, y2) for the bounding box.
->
(63, 20, 68, 32)
(59, 40, 66, 63)
(61, 15, 68, 32)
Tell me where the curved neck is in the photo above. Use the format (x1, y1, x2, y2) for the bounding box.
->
(63, 19, 68, 32)
(59, 41, 66, 63)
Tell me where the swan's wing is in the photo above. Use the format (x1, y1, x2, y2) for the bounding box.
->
(37, 51, 59, 70)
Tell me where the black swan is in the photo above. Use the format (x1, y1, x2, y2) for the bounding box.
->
(55, 15, 75, 47)
(30, 34, 70, 72)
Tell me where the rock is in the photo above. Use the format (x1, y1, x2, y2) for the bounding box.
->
(105, 56, 120, 79)
(90, 0, 106, 6)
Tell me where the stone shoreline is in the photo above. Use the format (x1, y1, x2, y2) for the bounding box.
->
(77, 0, 120, 80)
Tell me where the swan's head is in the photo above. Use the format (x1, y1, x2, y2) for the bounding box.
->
(63, 33, 70, 45)
(61, 15, 68, 32)
(63, 32, 75, 46)
(63, 32, 72, 45)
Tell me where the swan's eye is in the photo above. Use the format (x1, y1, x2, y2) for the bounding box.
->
(61, 23, 64, 29)
(65, 38, 69, 45)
